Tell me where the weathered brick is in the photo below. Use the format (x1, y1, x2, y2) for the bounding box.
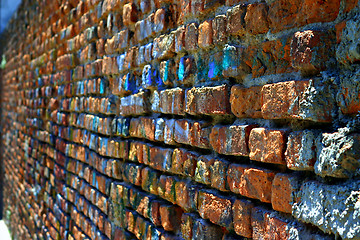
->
(249, 128, 288, 165)
(159, 88, 185, 115)
(210, 124, 255, 156)
(285, 130, 317, 171)
(120, 91, 151, 116)
(123, 3, 138, 28)
(175, 180, 198, 211)
(192, 217, 224, 240)
(212, 15, 227, 45)
(227, 164, 247, 194)
(210, 159, 229, 191)
(159, 204, 183, 231)
(240, 167, 277, 203)
(226, 4, 246, 35)
(186, 85, 231, 115)
(195, 155, 214, 185)
(185, 23, 199, 51)
(271, 173, 301, 213)
(171, 148, 198, 177)
(261, 80, 333, 122)
(232, 198, 254, 238)
(244, 3, 269, 35)
(198, 20, 213, 49)
(291, 30, 335, 76)
(198, 190, 233, 228)
(230, 85, 262, 118)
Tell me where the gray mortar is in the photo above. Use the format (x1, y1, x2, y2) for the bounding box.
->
(298, 75, 337, 123)
(336, 15, 360, 66)
(293, 179, 360, 239)
(315, 127, 360, 178)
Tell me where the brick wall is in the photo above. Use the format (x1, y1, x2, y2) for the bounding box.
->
(2, 0, 360, 239)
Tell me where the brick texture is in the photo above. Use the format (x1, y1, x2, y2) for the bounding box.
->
(0, 0, 355, 239)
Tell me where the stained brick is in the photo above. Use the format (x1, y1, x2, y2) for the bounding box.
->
(271, 173, 301, 213)
(185, 85, 231, 115)
(230, 85, 262, 118)
(209, 124, 255, 156)
(249, 128, 288, 165)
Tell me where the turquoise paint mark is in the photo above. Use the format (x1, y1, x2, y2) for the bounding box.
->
(178, 57, 185, 81)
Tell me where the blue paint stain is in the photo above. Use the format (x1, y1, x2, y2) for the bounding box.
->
(178, 57, 185, 81)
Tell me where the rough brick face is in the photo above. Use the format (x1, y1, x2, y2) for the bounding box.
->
(249, 128, 288, 165)
(1, 0, 357, 239)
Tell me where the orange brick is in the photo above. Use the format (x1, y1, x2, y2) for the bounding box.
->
(198, 20, 213, 48)
(123, 3, 138, 27)
(249, 128, 288, 165)
(198, 190, 233, 228)
(244, 3, 269, 35)
(261, 80, 333, 122)
(230, 85, 262, 118)
(268, 0, 340, 33)
(232, 198, 254, 238)
(209, 124, 256, 156)
(271, 173, 301, 213)
(240, 167, 276, 203)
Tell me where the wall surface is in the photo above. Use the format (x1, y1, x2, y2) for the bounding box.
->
(2, 0, 360, 239)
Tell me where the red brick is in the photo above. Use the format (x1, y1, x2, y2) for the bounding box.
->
(185, 23, 199, 52)
(198, 190, 233, 228)
(171, 148, 198, 177)
(268, 0, 340, 33)
(212, 15, 227, 45)
(174, 26, 186, 53)
(198, 20, 213, 49)
(271, 173, 300, 213)
(186, 85, 231, 115)
(159, 88, 185, 115)
(210, 124, 255, 156)
(227, 164, 247, 194)
(226, 4, 246, 35)
(123, 3, 138, 28)
(291, 30, 335, 75)
(249, 128, 288, 165)
(244, 3, 269, 35)
(159, 204, 183, 231)
(230, 85, 262, 118)
(335, 21, 347, 44)
(344, 0, 358, 13)
(261, 80, 333, 122)
(195, 155, 214, 185)
(175, 180, 198, 211)
(240, 167, 277, 203)
(232, 198, 254, 238)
